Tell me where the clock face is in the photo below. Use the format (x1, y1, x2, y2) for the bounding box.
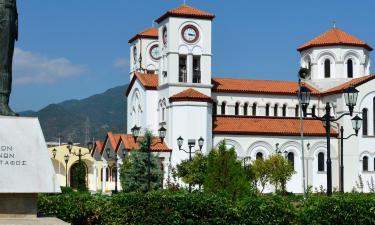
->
(182, 25, 199, 43)
(149, 44, 160, 60)
(162, 27, 167, 46)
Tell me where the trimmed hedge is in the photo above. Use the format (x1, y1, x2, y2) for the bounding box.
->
(38, 192, 375, 225)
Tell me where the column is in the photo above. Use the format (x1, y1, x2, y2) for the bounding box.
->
(102, 162, 107, 193)
(187, 54, 193, 83)
(117, 158, 122, 191)
(162, 160, 170, 189)
(92, 163, 97, 192)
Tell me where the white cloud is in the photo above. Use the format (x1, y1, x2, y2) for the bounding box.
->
(113, 57, 129, 71)
(13, 48, 86, 85)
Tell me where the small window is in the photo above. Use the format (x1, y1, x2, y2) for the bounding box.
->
(193, 56, 201, 83)
(252, 103, 257, 116)
(212, 102, 217, 115)
(318, 152, 324, 172)
(295, 104, 299, 117)
(256, 152, 263, 160)
(244, 103, 248, 116)
(347, 59, 353, 78)
(363, 108, 368, 136)
(287, 152, 294, 170)
(221, 102, 226, 115)
(312, 105, 316, 116)
(235, 102, 240, 115)
(282, 104, 287, 117)
(324, 59, 331, 78)
(363, 156, 368, 171)
(274, 104, 278, 116)
(162, 108, 165, 121)
(179, 55, 187, 83)
(265, 104, 270, 116)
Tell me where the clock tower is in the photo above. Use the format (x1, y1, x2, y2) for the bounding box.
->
(155, 4, 215, 165)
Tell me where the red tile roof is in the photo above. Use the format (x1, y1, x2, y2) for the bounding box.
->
(155, 4, 215, 23)
(126, 72, 158, 96)
(212, 77, 320, 96)
(91, 140, 104, 156)
(213, 115, 337, 137)
(169, 88, 213, 103)
(322, 74, 375, 95)
(128, 27, 158, 43)
(298, 28, 372, 51)
(119, 134, 171, 152)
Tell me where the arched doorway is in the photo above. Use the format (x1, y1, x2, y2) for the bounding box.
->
(69, 162, 88, 189)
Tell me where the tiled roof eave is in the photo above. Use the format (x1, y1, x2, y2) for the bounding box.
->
(212, 89, 320, 96)
(298, 43, 373, 52)
(128, 34, 158, 44)
(213, 130, 337, 137)
(169, 97, 213, 103)
(155, 13, 215, 23)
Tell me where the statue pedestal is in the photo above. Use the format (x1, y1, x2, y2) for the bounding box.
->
(0, 117, 65, 224)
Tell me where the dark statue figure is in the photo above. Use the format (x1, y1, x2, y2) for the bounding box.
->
(0, 0, 18, 116)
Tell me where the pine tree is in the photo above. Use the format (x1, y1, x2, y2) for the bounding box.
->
(120, 131, 163, 192)
(204, 141, 250, 200)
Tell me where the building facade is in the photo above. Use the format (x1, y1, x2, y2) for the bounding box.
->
(125, 4, 375, 193)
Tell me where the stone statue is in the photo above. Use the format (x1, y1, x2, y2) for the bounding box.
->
(0, 0, 18, 116)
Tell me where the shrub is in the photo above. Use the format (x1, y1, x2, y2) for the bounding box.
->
(298, 193, 375, 225)
(238, 195, 296, 225)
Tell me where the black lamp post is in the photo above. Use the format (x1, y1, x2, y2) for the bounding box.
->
(64, 154, 69, 187)
(131, 125, 166, 192)
(298, 84, 359, 196)
(336, 115, 362, 192)
(177, 136, 204, 191)
(66, 141, 93, 189)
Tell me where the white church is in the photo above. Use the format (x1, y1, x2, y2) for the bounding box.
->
(122, 4, 375, 193)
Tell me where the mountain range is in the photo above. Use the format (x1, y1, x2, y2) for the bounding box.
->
(20, 84, 128, 145)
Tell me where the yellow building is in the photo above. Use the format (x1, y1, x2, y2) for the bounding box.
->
(48, 132, 171, 193)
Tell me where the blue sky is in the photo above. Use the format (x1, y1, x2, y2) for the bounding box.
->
(12, 0, 375, 111)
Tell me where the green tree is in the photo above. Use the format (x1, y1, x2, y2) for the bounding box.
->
(252, 158, 270, 193)
(266, 154, 294, 193)
(71, 161, 87, 192)
(204, 141, 250, 200)
(176, 152, 207, 190)
(119, 131, 163, 192)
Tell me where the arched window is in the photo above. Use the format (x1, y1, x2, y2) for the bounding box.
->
(244, 103, 248, 116)
(312, 105, 316, 116)
(324, 59, 331, 78)
(274, 104, 278, 116)
(282, 104, 287, 117)
(252, 103, 257, 116)
(287, 152, 294, 170)
(265, 104, 270, 116)
(363, 156, 368, 171)
(235, 102, 240, 115)
(318, 152, 324, 172)
(111, 167, 117, 182)
(347, 59, 353, 78)
(213, 102, 217, 115)
(363, 108, 368, 136)
(256, 152, 263, 160)
(221, 102, 226, 115)
(295, 104, 299, 117)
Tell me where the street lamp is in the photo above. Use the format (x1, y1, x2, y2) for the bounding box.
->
(176, 136, 204, 191)
(131, 125, 166, 192)
(64, 154, 69, 187)
(336, 115, 362, 192)
(52, 148, 57, 159)
(298, 84, 360, 196)
(105, 147, 120, 193)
